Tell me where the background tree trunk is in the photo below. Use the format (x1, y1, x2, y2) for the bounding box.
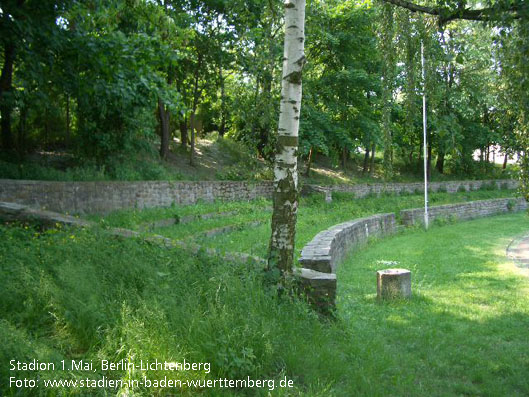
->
(362, 146, 370, 174)
(305, 146, 313, 176)
(18, 106, 26, 156)
(380, 3, 395, 180)
(158, 98, 171, 160)
(268, 0, 306, 275)
(189, 113, 196, 166)
(219, 65, 226, 137)
(65, 95, 71, 146)
(189, 54, 202, 166)
(0, 43, 15, 151)
(427, 142, 432, 180)
(436, 151, 445, 174)
(370, 144, 376, 176)
(180, 118, 188, 147)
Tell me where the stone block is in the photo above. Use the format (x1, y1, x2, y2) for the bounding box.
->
(293, 267, 336, 314)
(376, 269, 411, 299)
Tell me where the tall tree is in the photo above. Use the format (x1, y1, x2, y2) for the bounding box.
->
(268, 0, 306, 276)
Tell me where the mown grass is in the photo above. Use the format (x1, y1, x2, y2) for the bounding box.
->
(1, 211, 528, 396)
(335, 213, 529, 395)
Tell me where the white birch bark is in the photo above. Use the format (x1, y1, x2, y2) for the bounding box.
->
(268, 0, 306, 275)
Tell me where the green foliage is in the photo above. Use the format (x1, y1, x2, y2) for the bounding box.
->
(506, 199, 516, 211)
(479, 181, 497, 191)
(432, 214, 458, 226)
(0, 0, 527, 185)
(301, 1, 380, 168)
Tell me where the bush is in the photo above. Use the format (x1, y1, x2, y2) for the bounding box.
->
(479, 181, 497, 191)
(0, 155, 184, 182)
(507, 199, 517, 211)
(433, 214, 458, 226)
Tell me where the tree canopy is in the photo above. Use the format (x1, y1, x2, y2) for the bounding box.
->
(0, 0, 527, 183)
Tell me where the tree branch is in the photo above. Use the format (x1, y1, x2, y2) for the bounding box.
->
(381, 0, 521, 23)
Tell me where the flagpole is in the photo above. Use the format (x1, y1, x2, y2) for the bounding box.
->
(421, 41, 429, 230)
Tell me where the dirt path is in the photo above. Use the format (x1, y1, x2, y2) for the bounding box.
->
(507, 233, 529, 268)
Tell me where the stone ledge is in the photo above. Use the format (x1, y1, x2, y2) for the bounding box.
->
(400, 198, 527, 226)
(293, 268, 337, 312)
(0, 202, 92, 228)
(299, 213, 396, 273)
(0, 201, 266, 268)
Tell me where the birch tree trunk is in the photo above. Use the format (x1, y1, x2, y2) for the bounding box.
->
(268, 0, 306, 275)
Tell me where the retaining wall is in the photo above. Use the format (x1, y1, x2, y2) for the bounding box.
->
(401, 198, 527, 226)
(0, 180, 274, 214)
(328, 179, 518, 198)
(299, 214, 396, 273)
(0, 178, 518, 214)
(297, 197, 527, 312)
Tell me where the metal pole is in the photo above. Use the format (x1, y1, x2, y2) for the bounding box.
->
(421, 41, 429, 229)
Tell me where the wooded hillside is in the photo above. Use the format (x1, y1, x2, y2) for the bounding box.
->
(0, 0, 527, 182)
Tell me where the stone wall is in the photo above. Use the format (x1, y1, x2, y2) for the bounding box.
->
(297, 197, 526, 312)
(299, 213, 396, 273)
(329, 179, 518, 198)
(0, 178, 518, 214)
(400, 197, 527, 226)
(296, 213, 396, 311)
(0, 180, 274, 214)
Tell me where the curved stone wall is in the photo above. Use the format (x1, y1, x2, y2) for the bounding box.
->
(296, 197, 527, 312)
(299, 213, 396, 273)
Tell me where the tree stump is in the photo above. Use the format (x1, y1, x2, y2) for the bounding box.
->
(377, 269, 411, 299)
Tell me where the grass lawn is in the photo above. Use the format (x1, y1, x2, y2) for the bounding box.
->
(336, 212, 529, 396)
(1, 199, 528, 396)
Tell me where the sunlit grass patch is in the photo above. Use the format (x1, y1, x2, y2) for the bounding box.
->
(336, 213, 529, 395)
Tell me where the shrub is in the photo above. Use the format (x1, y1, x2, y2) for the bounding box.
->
(479, 181, 496, 191)
(433, 214, 458, 226)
